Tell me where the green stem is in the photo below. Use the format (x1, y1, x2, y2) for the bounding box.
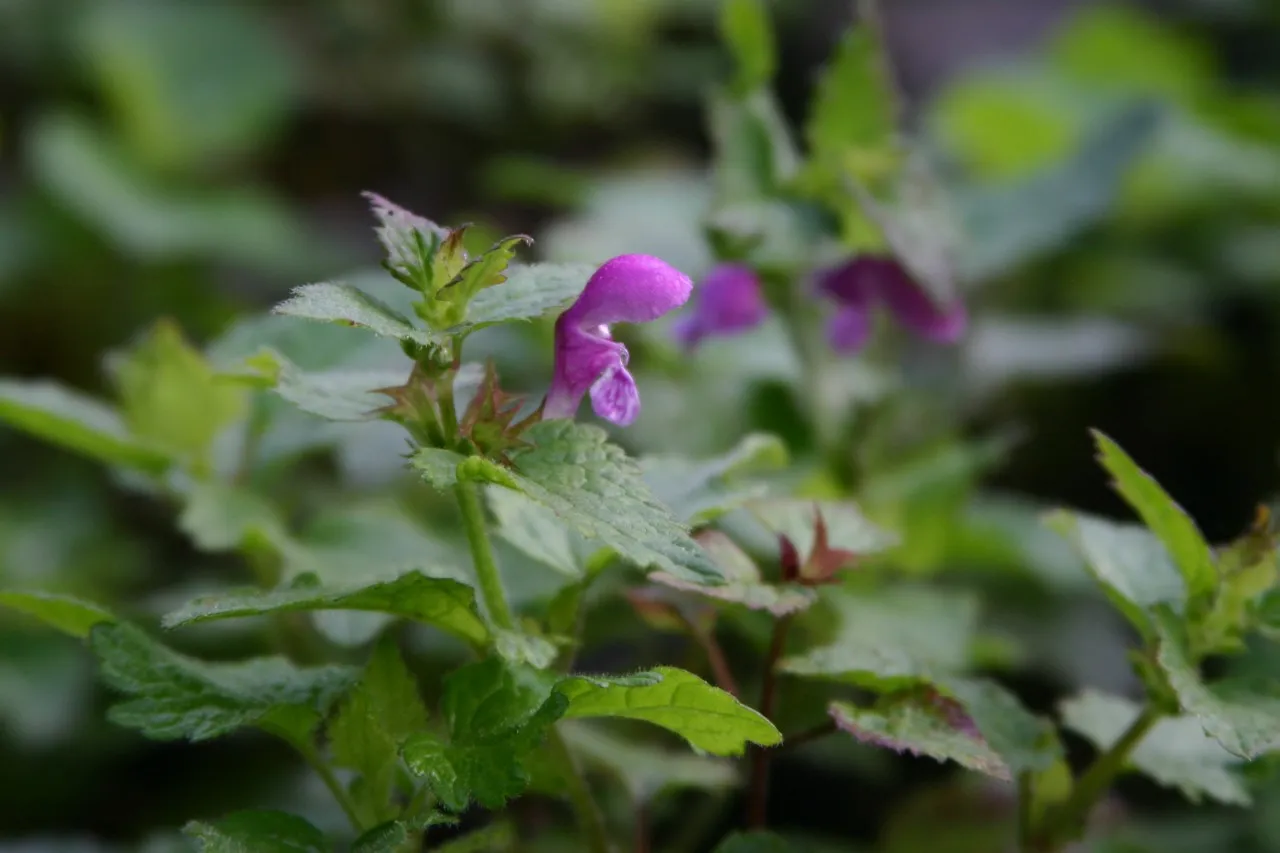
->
(298, 743, 364, 831)
(1039, 705, 1162, 848)
(454, 478, 513, 630)
(547, 725, 613, 853)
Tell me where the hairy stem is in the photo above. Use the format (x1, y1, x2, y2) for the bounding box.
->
(454, 479, 513, 630)
(1038, 705, 1162, 849)
(547, 725, 614, 853)
(748, 613, 792, 828)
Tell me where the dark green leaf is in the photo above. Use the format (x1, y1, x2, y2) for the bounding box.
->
(503, 421, 722, 583)
(163, 571, 488, 646)
(1061, 689, 1248, 805)
(183, 810, 326, 853)
(91, 623, 353, 741)
(1093, 431, 1216, 605)
(0, 590, 115, 638)
(0, 380, 170, 473)
(713, 832, 796, 853)
(557, 666, 781, 756)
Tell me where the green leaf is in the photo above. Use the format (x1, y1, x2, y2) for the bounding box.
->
(494, 630, 560, 670)
(440, 234, 532, 313)
(274, 282, 433, 346)
(183, 810, 326, 853)
(351, 822, 408, 853)
(803, 26, 897, 183)
(488, 487, 595, 578)
(830, 694, 1011, 780)
(0, 590, 115, 638)
(748, 499, 899, 563)
(941, 676, 1061, 776)
(459, 263, 595, 331)
(714, 831, 796, 853)
(91, 622, 354, 741)
(557, 666, 781, 756)
(163, 570, 489, 646)
(403, 658, 567, 810)
(780, 586, 978, 690)
(1155, 610, 1280, 759)
(430, 822, 516, 853)
(113, 320, 246, 464)
(707, 90, 801, 202)
(559, 721, 737, 803)
(1093, 430, 1216, 605)
(178, 481, 290, 553)
(957, 102, 1161, 281)
(502, 421, 722, 583)
(260, 350, 408, 422)
(650, 531, 816, 616)
(1061, 689, 1249, 805)
(1044, 510, 1185, 639)
(720, 0, 776, 91)
(329, 635, 430, 824)
(0, 379, 170, 473)
(639, 433, 788, 525)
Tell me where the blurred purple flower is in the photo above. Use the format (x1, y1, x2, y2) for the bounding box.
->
(543, 254, 692, 426)
(672, 264, 769, 351)
(816, 255, 967, 354)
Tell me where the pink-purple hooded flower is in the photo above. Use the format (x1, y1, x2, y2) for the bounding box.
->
(672, 264, 769, 351)
(543, 254, 692, 426)
(816, 255, 967, 354)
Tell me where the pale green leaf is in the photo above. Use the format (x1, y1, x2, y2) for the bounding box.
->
(504, 421, 722, 583)
(113, 320, 246, 464)
(274, 282, 432, 346)
(413, 448, 468, 491)
(91, 622, 354, 741)
(748, 499, 899, 562)
(720, 0, 776, 91)
(183, 810, 325, 853)
(707, 89, 801, 202)
(178, 481, 290, 553)
(488, 486, 595, 578)
(1044, 509, 1185, 638)
(650, 531, 816, 616)
(557, 666, 781, 756)
(0, 591, 115, 638)
(0, 379, 170, 473)
(1155, 610, 1280, 759)
(494, 630, 560, 670)
(270, 353, 408, 422)
(1093, 430, 1216, 605)
(1061, 689, 1249, 805)
(804, 27, 897, 171)
(163, 571, 488, 646)
(640, 433, 787, 525)
(458, 263, 595, 330)
(780, 586, 978, 690)
(560, 721, 736, 802)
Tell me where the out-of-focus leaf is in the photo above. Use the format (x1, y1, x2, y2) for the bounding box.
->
(650, 531, 815, 616)
(183, 811, 326, 853)
(178, 482, 290, 554)
(639, 433, 787, 525)
(0, 591, 115, 638)
(0, 380, 170, 474)
(1061, 689, 1249, 805)
(273, 283, 432, 346)
(748, 499, 898, 562)
(560, 721, 736, 802)
(487, 487, 595, 578)
(91, 622, 353, 741)
(253, 350, 409, 423)
(556, 667, 781, 756)
(720, 0, 775, 91)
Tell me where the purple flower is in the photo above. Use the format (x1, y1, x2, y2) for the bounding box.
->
(817, 255, 967, 354)
(672, 264, 769, 350)
(543, 254, 692, 426)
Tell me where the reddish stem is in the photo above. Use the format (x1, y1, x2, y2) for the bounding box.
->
(691, 623, 741, 698)
(747, 614, 792, 829)
(633, 799, 650, 853)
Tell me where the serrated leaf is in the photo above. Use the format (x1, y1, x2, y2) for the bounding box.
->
(1093, 431, 1216, 606)
(488, 487, 595, 578)
(163, 570, 488, 646)
(178, 481, 290, 553)
(503, 421, 722, 583)
(830, 694, 1010, 779)
(958, 102, 1161, 281)
(1061, 689, 1249, 805)
(1155, 610, 1280, 759)
(91, 622, 354, 741)
(365, 191, 449, 281)
(721, 0, 776, 91)
(780, 586, 978, 690)
(556, 666, 781, 756)
(0, 379, 170, 473)
(640, 433, 788, 525)
(1045, 509, 1185, 639)
(442, 235, 531, 308)
(0, 591, 115, 638)
(650, 531, 815, 616)
(560, 721, 736, 803)
(113, 320, 246, 465)
(330, 635, 430, 824)
(274, 282, 433, 346)
(183, 810, 326, 853)
(458, 263, 595, 330)
(714, 831, 797, 853)
(403, 658, 566, 810)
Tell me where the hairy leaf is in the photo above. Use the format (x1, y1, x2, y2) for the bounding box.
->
(0, 590, 115, 638)
(183, 810, 326, 853)
(274, 282, 432, 345)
